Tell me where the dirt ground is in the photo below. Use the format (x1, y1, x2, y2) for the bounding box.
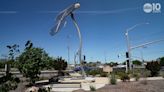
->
(9, 79, 164, 92)
(73, 80, 164, 92)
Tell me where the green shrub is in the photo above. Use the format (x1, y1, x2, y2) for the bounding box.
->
(100, 72, 107, 77)
(0, 83, 9, 92)
(86, 69, 103, 76)
(119, 72, 130, 82)
(0, 74, 20, 92)
(90, 85, 96, 91)
(110, 73, 117, 85)
(0, 61, 5, 68)
(38, 87, 51, 92)
(133, 73, 140, 81)
(87, 70, 98, 76)
(140, 69, 148, 85)
(141, 69, 151, 77)
(146, 61, 160, 76)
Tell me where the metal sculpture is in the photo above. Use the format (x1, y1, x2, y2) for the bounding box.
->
(50, 3, 86, 77)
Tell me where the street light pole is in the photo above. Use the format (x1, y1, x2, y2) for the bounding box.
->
(125, 22, 149, 72)
(67, 35, 70, 68)
(125, 32, 131, 72)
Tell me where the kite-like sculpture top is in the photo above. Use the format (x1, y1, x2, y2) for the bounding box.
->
(50, 3, 80, 36)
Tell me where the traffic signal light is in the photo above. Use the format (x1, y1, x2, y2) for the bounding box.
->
(83, 55, 86, 61)
(127, 60, 130, 68)
(126, 52, 130, 70)
(126, 52, 129, 58)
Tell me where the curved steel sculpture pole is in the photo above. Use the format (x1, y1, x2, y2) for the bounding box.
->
(71, 13, 86, 77)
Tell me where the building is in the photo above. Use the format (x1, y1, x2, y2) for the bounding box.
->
(103, 65, 126, 73)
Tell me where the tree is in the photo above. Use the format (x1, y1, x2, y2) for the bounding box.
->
(159, 57, 164, 66)
(6, 44, 19, 60)
(122, 61, 126, 65)
(52, 57, 67, 76)
(132, 60, 142, 66)
(146, 61, 160, 77)
(0, 61, 5, 68)
(43, 57, 54, 70)
(5, 44, 20, 74)
(87, 62, 96, 67)
(17, 41, 49, 84)
(0, 44, 20, 92)
(105, 62, 118, 67)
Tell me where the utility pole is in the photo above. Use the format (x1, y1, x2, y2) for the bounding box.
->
(104, 51, 107, 63)
(67, 35, 70, 66)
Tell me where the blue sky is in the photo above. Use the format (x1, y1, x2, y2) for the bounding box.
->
(0, 0, 164, 64)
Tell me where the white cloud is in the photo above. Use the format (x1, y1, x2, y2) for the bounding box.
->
(0, 11, 17, 14)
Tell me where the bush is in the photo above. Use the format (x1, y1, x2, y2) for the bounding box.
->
(0, 83, 9, 92)
(86, 70, 98, 76)
(146, 61, 160, 76)
(141, 69, 151, 77)
(133, 73, 140, 81)
(140, 69, 148, 85)
(90, 85, 96, 91)
(132, 60, 142, 65)
(38, 87, 51, 92)
(159, 57, 164, 66)
(0, 61, 5, 68)
(86, 69, 102, 76)
(0, 73, 20, 92)
(100, 72, 107, 77)
(110, 73, 117, 85)
(119, 72, 130, 82)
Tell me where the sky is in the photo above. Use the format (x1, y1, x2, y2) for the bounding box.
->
(0, 0, 164, 64)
